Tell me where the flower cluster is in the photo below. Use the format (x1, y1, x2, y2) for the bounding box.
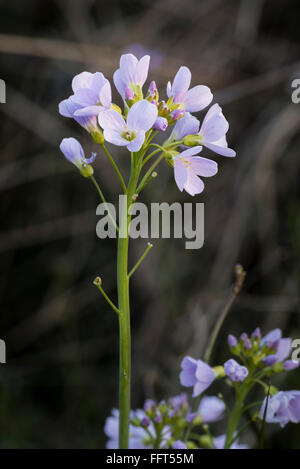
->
(105, 326, 299, 449)
(59, 53, 236, 196)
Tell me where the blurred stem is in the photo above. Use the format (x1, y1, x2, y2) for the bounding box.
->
(204, 265, 246, 364)
(117, 152, 142, 448)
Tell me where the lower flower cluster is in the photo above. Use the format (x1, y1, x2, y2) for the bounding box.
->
(104, 327, 300, 449)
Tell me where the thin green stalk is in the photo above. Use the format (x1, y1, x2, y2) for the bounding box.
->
(117, 153, 142, 448)
(90, 175, 118, 232)
(137, 153, 164, 193)
(142, 148, 161, 167)
(128, 242, 153, 279)
(93, 277, 120, 315)
(204, 265, 246, 364)
(101, 143, 127, 193)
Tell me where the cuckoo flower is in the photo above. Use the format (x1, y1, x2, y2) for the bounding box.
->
(173, 146, 218, 196)
(169, 112, 200, 143)
(261, 328, 292, 366)
(113, 53, 150, 100)
(224, 359, 248, 382)
(180, 356, 215, 397)
(198, 104, 236, 157)
(59, 72, 111, 132)
(198, 396, 225, 423)
(59, 137, 96, 176)
(167, 66, 212, 113)
(260, 391, 300, 428)
(98, 99, 157, 152)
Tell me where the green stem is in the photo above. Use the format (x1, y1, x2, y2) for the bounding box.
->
(224, 383, 250, 449)
(128, 243, 153, 279)
(137, 153, 164, 193)
(90, 175, 118, 232)
(117, 153, 142, 449)
(101, 143, 127, 193)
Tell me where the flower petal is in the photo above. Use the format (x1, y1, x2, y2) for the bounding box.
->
(113, 69, 126, 100)
(99, 80, 112, 108)
(72, 71, 95, 92)
(60, 137, 85, 167)
(184, 172, 204, 196)
(98, 109, 125, 132)
(59, 97, 79, 117)
(135, 55, 150, 86)
(120, 53, 138, 85)
(127, 130, 145, 152)
(189, 156, 218, 177)
(171, 66, 191, 103)
(103, 129, 128, 146)
(204, 142, 236, 157)
(74, 105, 103, 116)
(184, 85, 213, 112)
(179, 146, 203, 159)
(174, 159, 188, 192)
(127, 100, 158, 131)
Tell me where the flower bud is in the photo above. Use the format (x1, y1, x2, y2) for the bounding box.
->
(125, 86, 135, 101)
(228, 334, 238, 347)
(251, 327, 261, 340)
(153, 116, 168, 131)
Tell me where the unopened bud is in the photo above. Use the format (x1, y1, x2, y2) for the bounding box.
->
(93, 276, 102, 286)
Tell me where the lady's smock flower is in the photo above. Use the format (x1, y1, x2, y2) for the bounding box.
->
(98, 100, 158, 152)
(197, 104, 236, 157)
(59, 72, 111, 134)
(59, 137, 96, 177)
(260, 391, 300, 428)
(113, 53, 150, 101)
(224, 359, 248, 382)
(167, 66, 212, 112)
(180, 356, 215, 397)
(198, 396, 225, 423)
(173, 146, 218, 196)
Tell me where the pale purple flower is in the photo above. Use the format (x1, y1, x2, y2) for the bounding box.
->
(98, 100, 158, 152)
(244, 339, 252, 350)
(59, 72, 111, 132)
(252, 327, 261, 339)
(173, 441, 187, 449)
(224, 359, 248, 382)
(173, 146, 218, 196)
(153, 116, 168, 131)
(213, 434, 248, 449)
(104, 409, 150, 449)
(169, 393, 188, 410)
(228, 334, 238, 348)
(59, 137, 96, 170)
(261, 329, 292, 365)
(169, 112, 200, 142)
(167, 66, 213, 112)
(283, 360, 299, 370)
(198, 104, 236, 157)
(113, 53, 150, 100)
(260, 391, 300, 428)
(180, 356, 215, 397)
(144, 399, 156, 412)
(198, 396, 225, 423)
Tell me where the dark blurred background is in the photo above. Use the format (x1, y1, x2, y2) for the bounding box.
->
(0, 0, 300, 449)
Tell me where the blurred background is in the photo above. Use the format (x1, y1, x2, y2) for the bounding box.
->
(0, 0, 300, 449)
